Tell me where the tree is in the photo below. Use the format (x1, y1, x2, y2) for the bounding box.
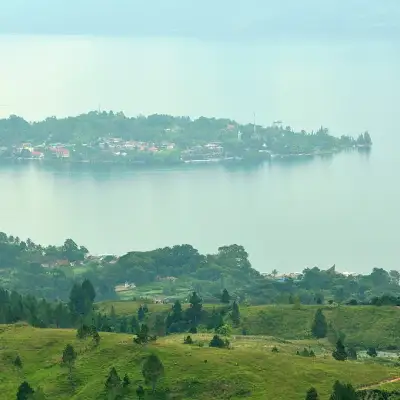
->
(347, 347, 357, 360)
(119, 316, 128, 333)
(186, 291, 202, 325)
(389, 270, 400, 285)
(231, 301, 240, 326)
(137, 306, 145, 322)
(136, 385, 145, 400)
(62, 344, 77, 374)
(221, 288, 231, 304)
(81, 279, 96, 304)
(122, 373, 130, 387)
(305, 387, 319, 400)
(142, 354, 164, 393)
(92, 331, 101, 346)
(329, 381, 357, 400)
(110, 305, 117, 331)
(153, 314, 166, 336)
(68, 283, 86, 317)
(209, 334, 230, 348)
(311, 309, 328, 339)
(184, 335, 193, 344)
(216, 323, 232, 336)
(332, 339, 347, 361)
(367, 347, 378, 357)
(130, 315, 140, 334)
(13, 355, 23, 368)
(134, 324, 150, 344)
(16, 382, 34, 400)
(105, 367, 121, 399)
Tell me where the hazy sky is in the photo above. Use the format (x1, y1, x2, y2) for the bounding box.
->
(1, 1, 399, 39)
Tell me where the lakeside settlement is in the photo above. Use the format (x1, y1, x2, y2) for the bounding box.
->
(0, 112, 372, 167)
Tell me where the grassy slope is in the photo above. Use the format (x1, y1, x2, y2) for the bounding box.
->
(1, 324, 399, 400)
(97, 302, 400, 348)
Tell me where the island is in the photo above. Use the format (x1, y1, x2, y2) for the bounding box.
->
(0, 111, 372, 167)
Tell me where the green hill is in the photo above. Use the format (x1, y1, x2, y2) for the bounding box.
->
(98, 301, 400, 349)
(1, 324, 398, 399)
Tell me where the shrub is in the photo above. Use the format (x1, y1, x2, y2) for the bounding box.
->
(209, 335, 230, 349)
(271, 346, 279, 353)
(184, 335, 194, 344)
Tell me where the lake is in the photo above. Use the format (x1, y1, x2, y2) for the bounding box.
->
(0, 35, 399, 274)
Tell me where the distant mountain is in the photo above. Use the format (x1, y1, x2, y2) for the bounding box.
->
(1, 0, 399, 40)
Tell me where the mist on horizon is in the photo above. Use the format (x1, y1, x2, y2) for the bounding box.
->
(1, 0, 400, 40)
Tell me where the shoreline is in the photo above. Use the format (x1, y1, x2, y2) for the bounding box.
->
(0, 146, 370, 170)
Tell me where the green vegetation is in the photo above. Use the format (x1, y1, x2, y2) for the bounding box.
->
(3, 231, 400, 398)
(1, 324, 399, 400)
(2, 232, 400, 311)
(0, 112, 372, 167)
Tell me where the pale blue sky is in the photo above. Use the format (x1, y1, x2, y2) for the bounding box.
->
(1, 0, 399, 39)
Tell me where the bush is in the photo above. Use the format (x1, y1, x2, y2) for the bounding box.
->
(184, 335, 193, 344)
(13, 355, 22, 368)
(209, 335, 230, 349)
(215, 324, 232, 336)
(271, 346, 279, 353)
(367, 347, 378, 357)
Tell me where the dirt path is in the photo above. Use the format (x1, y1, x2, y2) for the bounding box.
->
(359, 377, 400, 390)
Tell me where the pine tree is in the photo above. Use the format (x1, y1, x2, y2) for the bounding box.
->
(134, 324, 150, 344)
(332, 339, 347, 361)
(231, 301, 240, 326)
(311, 309, 328, 339)
(186, 292, 202, 325)
(142, 354, 164, 393)
(13, 355, 23, 368)
(171, 300, 183, 321)
(130, 315, 140, 333)
(347, 347, 358, 360)
(137, 306, 145, 322)
(221, 289, 231, 304)
(122, 373, 130, 387)
(81, 279, 96, 304)
(62, 344, 77, 374)
(119, 316, 128, 333)
(16, 381, 35, 400)
(153, 315, 166, 336)
(92, 331, 101, 346)
(105, 367, 121, 399)
(329, 381, 357, 400)
(305, 387, 319, 400)
(136, 385, 145, 400)
(110, 305, 117, 331)
(367, 347, 377, 357)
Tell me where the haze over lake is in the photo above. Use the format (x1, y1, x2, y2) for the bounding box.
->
(0, 34, 399, 274)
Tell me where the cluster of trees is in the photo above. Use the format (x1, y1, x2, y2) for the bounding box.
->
(305, 381, 358, 400)
(2, 231, 400, 307)
(0, 112, 369, 158)
(310, 308, 378, 360)
(242, 265, 400, 306)
(305, 381, 400, 399)
(16, 337, 165, 399)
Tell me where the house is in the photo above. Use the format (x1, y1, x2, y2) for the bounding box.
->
(156, 276, 177, 282)
(49, 147, 70, 158)
(31, 151, 44, 159)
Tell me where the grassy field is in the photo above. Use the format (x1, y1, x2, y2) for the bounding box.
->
(97, 301, 400, 349)
(1, 324, 399, 399)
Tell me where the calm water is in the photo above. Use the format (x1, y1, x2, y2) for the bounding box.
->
(0, 35, 399, 273)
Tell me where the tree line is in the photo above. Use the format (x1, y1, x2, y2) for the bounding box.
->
(2, 232, 400, 307)
(0, 111, 370, 155)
